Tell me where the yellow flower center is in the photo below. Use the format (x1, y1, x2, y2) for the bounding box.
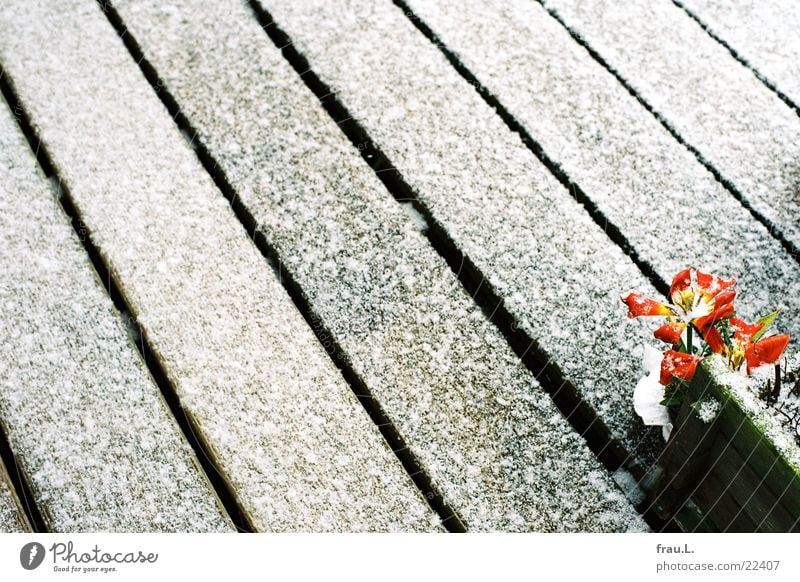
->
(728, 340, 747, 371)
(674, 288, 713, 322)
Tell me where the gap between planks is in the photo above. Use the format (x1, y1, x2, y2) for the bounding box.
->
(242, 0, 665, 526)
(0, 415, 42, 531)
(97, 0, 465, 533)
(671, 0, 800, 119)
(535, 0, 800, 267)
(0, 66, 253, 533)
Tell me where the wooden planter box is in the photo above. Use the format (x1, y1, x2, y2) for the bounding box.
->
(645, 358, 800, 532)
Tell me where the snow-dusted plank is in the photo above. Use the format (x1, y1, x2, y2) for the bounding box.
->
(676, 0, 800, 109)
(0, 459, 28, 532)
(110, 0, 648, 532)
(0, 0, 438, 532)
(260, 0, 659, 455)
(0, 101, 231, 532)
(401, 0, 800, 335)
(542, 0, 800, 255)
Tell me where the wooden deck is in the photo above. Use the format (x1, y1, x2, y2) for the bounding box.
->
(0, 0, 797, 532)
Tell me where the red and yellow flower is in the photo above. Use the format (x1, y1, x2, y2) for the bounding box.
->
(623, 267, 791, 433)
(659, 350, 702, 386)
(703, 316, 790, 374)
(621, 267, 736, 347)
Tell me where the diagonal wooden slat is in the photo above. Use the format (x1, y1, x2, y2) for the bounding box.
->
(542, 0, 800, 263)
(108, 0, 648, 532)
(257, 0, 661, 458)
(676, 0, 800, 111)
(0, 458, 29, 532)
(400, 0, 800, 337)
(0, 0, 439, 532)
(0, 100, 233, 532)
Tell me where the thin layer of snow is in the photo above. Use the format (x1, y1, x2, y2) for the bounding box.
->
(0, 459, 27, 532)
(405, 0, 800, 335)
(677, 0, 800, 108)
(261, 0, 661, 462)
(706, 357, 800, 474)
(0, 0, 438, 532)
(113, 0, 647, 532)
(543, 0, 800, 257)
(611, 468, 645, 507)
(0, 101, 232, 532)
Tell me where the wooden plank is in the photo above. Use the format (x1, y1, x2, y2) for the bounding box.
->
(0, 0, 439, 532)
(706, 438, 796, 533)
(0, 459, 29, 532)
(714, 417, 800, 522)
(257, 0, 662, 459)
(671, 499, 714, 533)
(692, 472, 757, 532)
(0, 100, 232, 532)
(542, 0, 800, 257)
(716, 417, 800, 523)
(689, 361, 800, 526)
(676, 0, 800, 109)
(646, 397, 717, 519)
(401, 0, 800, 334)
(108, 0, 648, 531)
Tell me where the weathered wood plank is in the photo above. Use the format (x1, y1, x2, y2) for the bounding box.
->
(717, 421, 800, 523)
(108, 0, 648, 531)
(0, 459, 29, 532)
(686, 361, 800, 531)
(402, 0, 800, 335)
(707, 438, 796, 533)
(257, 0, 661, 459)
(0, 100, 232, 532)
(692, 472, 756, 532)
(0, 0, 439, 531)
(689, 362, 800, 523)
(676, 0, 800, 109)
(672, 499, 714, 533)
(543, 0, 800, 257)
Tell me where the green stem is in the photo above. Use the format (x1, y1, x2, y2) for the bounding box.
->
(687, 324, 693, 355)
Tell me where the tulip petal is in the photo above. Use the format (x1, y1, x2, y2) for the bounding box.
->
(714, 288, 737, 307)
(621, 292, 671, 318)
(654, 322, 686, 345)
(660, 350, 702, 385)
(669, 268, 692, 304)
(696, 270, 736, 296)
(745, 334, 790, 373)
(702, 325, 726, 354)
(730, 316, 764, 342)
(694, 301, 735, 330)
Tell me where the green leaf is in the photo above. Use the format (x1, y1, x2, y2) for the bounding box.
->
(752, 309, 781, 342)
(660, 379, 688, 407)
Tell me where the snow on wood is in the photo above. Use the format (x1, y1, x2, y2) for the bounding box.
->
(260, 0, 660, 458)
(0, 101, 232, 532)
(543, 0, 800, 258)
(676, 0, 800, 109)
(111, 0, 648, 531)
(0, 0, 438, 532)
(0, 459, 28, 532)
(402, 0, 800, 340)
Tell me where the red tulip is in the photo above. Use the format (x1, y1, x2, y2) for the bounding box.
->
(621, 268, 736, 346)
(660, 350, 702, 385)
(703, 316, 790, 373)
